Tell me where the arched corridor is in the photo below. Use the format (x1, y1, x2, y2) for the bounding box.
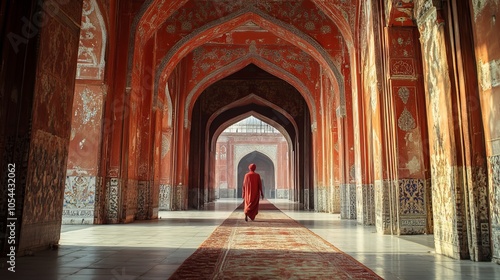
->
(1, 199, 500, 279)
(1, 0, 500, 277)
(237, 151, 275, 198)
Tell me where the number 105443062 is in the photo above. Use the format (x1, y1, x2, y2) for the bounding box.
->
(7, 163, 16, 216)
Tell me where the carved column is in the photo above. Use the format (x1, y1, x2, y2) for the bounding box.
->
(63, 0, 106, 225)
(386, 26, 430, 235)
(416, 1, 468, 259)
(0, 0, 84, 254)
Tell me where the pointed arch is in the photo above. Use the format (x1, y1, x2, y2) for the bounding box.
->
(182, 55, 319, 128)
(236, 150, 276, 198)
(155, 9, 345, 104)
(210, 109, 295, 153)
(77, 0, 107, 80)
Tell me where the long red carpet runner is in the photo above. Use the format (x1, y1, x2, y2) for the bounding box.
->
(169, 200, 382, 279)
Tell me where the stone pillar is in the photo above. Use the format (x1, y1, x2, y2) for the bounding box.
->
(339, 95, 357, 219)
(463, 0, 499, 262)
(97, 0, 136, 224)
(416, 2, 467, 259)
(63, 0, 107, 225)
(387, 26, 429, 235)
(0, 0, 84, 254)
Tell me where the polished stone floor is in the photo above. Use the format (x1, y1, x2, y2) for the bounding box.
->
(1, 198, 500, 279)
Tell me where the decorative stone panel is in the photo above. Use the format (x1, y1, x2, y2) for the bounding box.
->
(19, 130, 71, 253)
(76, 0, 106, 80)
(341, 184, 356, 220)
(316, 185, 327, 212)
(417, 2, 464, 259)
(363, 184, 375, 226)
(106, 177, 119, 223)
(136, 181, 149, 220)
(356, 184, 364, 223)
(304, 188, 310, 210)
(219, 189, 236, 198)
(399, 179, 426, 215)
(159, 184, 172, 210)
(399, 179, 427, 234)
(375, 180, 394, 234)
(125, 179, 139, 222)
(276, 189, 289, 199)
(425, 178, 433, 234)
(62, 176, 96, 224)
(489, 155, 500, 263)
(331, 185, 341, 214)
(466, 166, 490, 261)
(173, 185, 188, 210)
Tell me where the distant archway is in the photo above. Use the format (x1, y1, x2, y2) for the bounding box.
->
(237, 151, 275, 198)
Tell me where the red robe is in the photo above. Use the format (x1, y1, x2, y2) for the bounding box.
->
(242, 169, 263, 221)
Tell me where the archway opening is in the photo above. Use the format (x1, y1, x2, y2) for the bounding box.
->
(214, 116, 287, 200)
(62, 0, 107, 225)
(237, 151, 275, 199)
(188, 64, 312, 209)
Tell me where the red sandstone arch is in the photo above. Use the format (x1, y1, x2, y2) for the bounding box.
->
(155, 11, 344, 102)
(182, 55, 319, 127)
(133, 0, 353, 49)
(206, 110, 297, 204)
(209, 106, 296, 153)
(77, 0, 107, 80)
(129, 0, 355, 86)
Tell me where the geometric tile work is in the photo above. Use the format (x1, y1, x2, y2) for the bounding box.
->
(362, 184, 375, 226)
(341, 184, 348, 219)
(304, 189, 310, 210)
(219, 188, 236, 198)
(62, 176, 96, 224)
(174, 184, 188, 210)
(376, 180, 394, 234)
(331, 185, 341, 214)
(136, 181, 149, 220)
(489, 155, 500, 262)
(399, 179, 427, 234)
(107, 178, 119, 223)
(276, 189, 289, 199)
(425, 178, 434, 234)
(399, 179, 425, 215)
(316, 186, 327, 212)
(356, 184, 363, 223)
(348, 184, 356, 219)
(374, 180, 385, 233)
(467, 166, 491, 261)
(340, 184, 356, 220)
(159, 184, 172, 210)
(125, 179, 138, 222)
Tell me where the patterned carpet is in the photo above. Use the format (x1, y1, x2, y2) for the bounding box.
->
(169, 200, 382, 279)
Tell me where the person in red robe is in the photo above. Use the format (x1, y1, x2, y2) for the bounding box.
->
(242, 163, 264, 221)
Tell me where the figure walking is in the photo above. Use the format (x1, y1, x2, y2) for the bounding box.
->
(242, 163, 264, 221)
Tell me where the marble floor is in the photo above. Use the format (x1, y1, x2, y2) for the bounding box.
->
(1, 198, 500, 279)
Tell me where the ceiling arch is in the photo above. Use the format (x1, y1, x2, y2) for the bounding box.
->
(154, 9, 345, 103)
(211, 111, 294, 153)
(311, 0, 355, 49)
(182, 55, 319, 128)
(208, 93, 298, 146)
(128, 0, 356, 86)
